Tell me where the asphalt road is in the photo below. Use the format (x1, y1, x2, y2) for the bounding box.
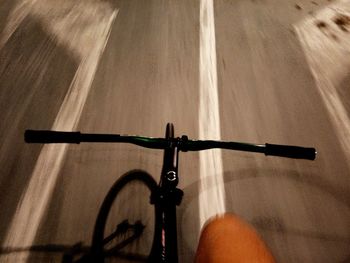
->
(0, 0, 350, 262)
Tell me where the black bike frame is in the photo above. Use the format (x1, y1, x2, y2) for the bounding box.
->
(148, 133, 183, 263)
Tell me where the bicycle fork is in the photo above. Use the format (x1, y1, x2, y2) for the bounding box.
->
(148, 133, 183, 263)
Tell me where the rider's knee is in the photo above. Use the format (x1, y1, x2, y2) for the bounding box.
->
(195, 213, 276, 263)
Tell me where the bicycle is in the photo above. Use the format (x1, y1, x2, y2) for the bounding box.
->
(25, 123, 316, 263)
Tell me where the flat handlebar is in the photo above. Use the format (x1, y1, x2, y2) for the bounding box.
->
(24, 130, 316, 160)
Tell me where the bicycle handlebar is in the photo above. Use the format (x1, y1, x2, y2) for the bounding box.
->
(24, 130, 316, 160)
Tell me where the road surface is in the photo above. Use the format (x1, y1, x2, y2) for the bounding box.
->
(0, 0, 350, 262)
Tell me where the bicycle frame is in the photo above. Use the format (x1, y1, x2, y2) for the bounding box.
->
(148, 124, 183, 263)
(24, 124, 316, 262)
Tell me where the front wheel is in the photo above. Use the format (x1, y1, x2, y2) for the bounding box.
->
(165, 123, 174, 139)
(90, 170, 157, 263)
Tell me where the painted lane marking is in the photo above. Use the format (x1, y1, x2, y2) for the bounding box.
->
(294, 0, 350, 163)
(199, 0, 226, 229)
(2, 1, 117, 262)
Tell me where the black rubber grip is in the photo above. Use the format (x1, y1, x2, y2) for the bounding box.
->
(25, 130, 81, 144)
(265, 143, 316, 160)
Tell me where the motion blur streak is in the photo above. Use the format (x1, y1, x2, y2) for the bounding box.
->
(2, 1, 117, 262)
(295, 0, 350, 164)
(0, 0, 36, 48)
(198, 0, 226, 228)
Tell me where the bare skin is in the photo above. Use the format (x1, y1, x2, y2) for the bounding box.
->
(195, 213, 276, 263)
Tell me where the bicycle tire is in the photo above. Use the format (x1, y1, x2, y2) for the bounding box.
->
(165, 123, 174, 139)
(90, 170, 157, 263)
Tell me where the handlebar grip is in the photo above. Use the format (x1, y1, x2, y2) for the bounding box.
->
(25, 130, 81, 144)
(265, 143, 316, 160)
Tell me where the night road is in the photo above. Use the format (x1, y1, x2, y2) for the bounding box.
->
(0, 0, 350, 262)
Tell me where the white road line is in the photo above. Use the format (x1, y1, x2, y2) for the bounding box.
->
(2, 1, 117, 262)
(199, 0, 226, 228)
(294, 0, 350, 163)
